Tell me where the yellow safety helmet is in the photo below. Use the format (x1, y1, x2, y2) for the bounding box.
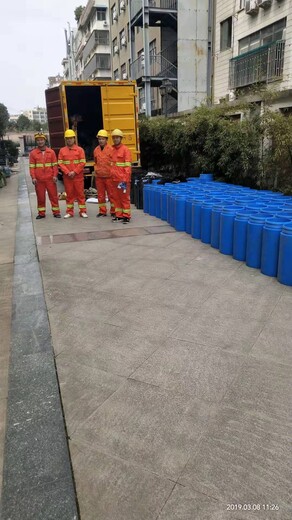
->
(97, 129, 108, 138)
(34, 132, 46, 140)
(111, 128, 124, 138)
(64, 129, 76, 138)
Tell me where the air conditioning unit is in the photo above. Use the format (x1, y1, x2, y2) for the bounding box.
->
(114, 45, 119, 54)
(227, 90, 236, 102)
(113, 10, 118, 21)
(120, 0, 126, 11)
(103, 20, 108, 27)
(245, 0, 259, 14)
(122, 72, 128, 80)
(140, 102, 146, 113)
(258, 0, 272, 7)
(121, 36, 127, 47)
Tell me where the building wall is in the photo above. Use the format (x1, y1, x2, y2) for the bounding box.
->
(67, 0, 111, 81)
(213, 0, 292, 103)
(23, 108, 47, 124)
(110, 0, 131, 78)
(177, 1, 211, 112)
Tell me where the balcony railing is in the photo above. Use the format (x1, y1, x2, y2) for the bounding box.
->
(131, 0, 177, 20)
(130, 53, 177, 84)
(83, 30, 110, 63)
(229, 40, 285, 89)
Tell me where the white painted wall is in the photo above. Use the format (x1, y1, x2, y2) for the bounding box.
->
(213, 0, 292, 102)
(178, 0, 210, 112)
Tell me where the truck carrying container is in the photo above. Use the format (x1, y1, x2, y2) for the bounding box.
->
(45, 80, 141, 182)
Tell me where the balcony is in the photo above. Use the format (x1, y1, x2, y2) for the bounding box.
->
(83, 30, 110, 63)
(83, 53, 111, 80)
(131, 53, 177, 86)
(130, 0, 177, 29)
(79, 0, 106, 27)
(229, 40, 285, 89)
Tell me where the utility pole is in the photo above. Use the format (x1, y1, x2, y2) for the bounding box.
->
(64, 23, 76, 80)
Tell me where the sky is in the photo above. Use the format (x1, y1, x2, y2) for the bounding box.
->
(0, 0, 76, 114)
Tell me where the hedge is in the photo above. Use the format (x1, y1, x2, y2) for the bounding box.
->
(139, 103, 292, 193)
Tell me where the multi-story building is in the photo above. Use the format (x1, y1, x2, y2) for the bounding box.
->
(48, 74, 64, 88)
(23, 107, 47, 124)
(213, 0, 291, 109)
(109, 1, 212, 116)
(109, 0, 162, 114)
(74, 0, 111, 81)
(61, 0, 111, 81)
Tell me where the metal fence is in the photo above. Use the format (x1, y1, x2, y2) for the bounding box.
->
(229, 40, 285, 89)
(130, 53, 177, 82)
(130, 0, 177, 20)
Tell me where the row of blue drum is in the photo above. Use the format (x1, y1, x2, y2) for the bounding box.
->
(143, 176, 292, 286)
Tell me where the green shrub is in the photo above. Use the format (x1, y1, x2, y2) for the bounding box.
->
(139, 102, 292, 191)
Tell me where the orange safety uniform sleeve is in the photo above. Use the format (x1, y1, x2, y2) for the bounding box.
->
(58, 147, 71, 175)
(58, 145, 86, 175)
(29, 147, 58, 181)
(74, 146, 86, 175)
(50, 149, 58, 177)
(94, 145, 112, 177)
(111, 144, 132, 183)
(29, 149, 37, 179)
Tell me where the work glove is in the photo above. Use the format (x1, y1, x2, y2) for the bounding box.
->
(117, 182, 127, 193)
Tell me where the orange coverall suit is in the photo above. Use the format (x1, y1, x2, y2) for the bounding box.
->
(29, 147, 60, 217)
(111, 144, 132, 219)
(58, 145, 87, 216)
(93, 144, 114, 215)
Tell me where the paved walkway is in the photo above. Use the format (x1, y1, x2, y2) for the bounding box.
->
(1, 159, 292, 519)
(0, 169, 18, 493)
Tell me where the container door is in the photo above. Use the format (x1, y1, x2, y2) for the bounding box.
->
(101, 84, 140, 164)
(45, 86, 64, 157)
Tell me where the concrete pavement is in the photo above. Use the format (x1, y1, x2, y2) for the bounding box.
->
(1, 158, 292, 519)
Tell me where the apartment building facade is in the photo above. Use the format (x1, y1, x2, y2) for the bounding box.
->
(109, 0, 162, 114)
(62, 1, 111, 81)
(109, 1, 212, 116)
(213, 0, 292, 108)
(23, 107, 47, 124)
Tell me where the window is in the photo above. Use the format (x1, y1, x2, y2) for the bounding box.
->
(111, 4, 117, 23)
(149, 39, 156, 57)
(119, 0, 126, 14)
(239, 18, 286, 55)
(121, 63, 127, 78)
(113, 37, 118, 53)
(220, 17, 232, 51)
(96, 8, 106, 21)
(114, 68, 119, 80)
(96, 55, 111, 69)
(119, 28, 126, 48)
(96, 31, 109, 46)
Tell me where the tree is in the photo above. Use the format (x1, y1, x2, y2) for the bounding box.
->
(32, 121, 41, 132)
(74, 5, 85, 23)
(7, 120, 17, 132)
(16, 114, 31, 131)
(0, 103, 9, 138)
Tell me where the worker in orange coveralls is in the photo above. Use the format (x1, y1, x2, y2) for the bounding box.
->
(110, 129, 132, 224)
(58, 129, 87, 218)
(93, 129, 114, 218)
(29, 132, 61, 219)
